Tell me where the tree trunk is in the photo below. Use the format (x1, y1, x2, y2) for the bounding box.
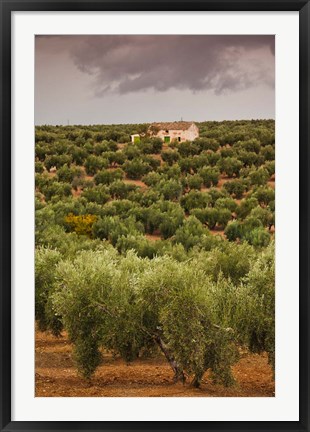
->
(154, 335, 185, 383)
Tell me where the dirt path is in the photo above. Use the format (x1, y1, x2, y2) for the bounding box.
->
(35, 329, 275, 397)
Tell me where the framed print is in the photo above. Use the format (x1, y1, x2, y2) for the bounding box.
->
(1, 1, 309, 431)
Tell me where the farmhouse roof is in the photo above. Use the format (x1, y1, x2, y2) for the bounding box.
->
(149, 121, 195, 132)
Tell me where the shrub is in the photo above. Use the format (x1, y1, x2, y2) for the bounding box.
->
(198, 166, 220, 188)
(180, 191, 211, 212)
(81, 185, 110, 204)
(185, 174, 204, 190)
(84, 155, 109, 175)
(35, 161, 45, 174)
(232, 243, 275, 369)
(223, 179, 246, 199)
(155, 179, 183, 201)
(249, 167, 270, 186)
(161, 149, 180, 165)
(35, 248, 62, 335)
(244, 227, 271, 247)
(224, 221, 243, 241)
(217, 157, 243, 177)
(43, 182, 72, 201)
(174, 216, 206, 250)
(252, 186, 275, 206)
(123, 159, 152, 179)
(215, 198, 238, 213)
(44, 154, 72, 171)
(109, 181, 138, 200)
(57, 164, 83, 183)
(64, 213, 97, 237)
(236, 197, 259, 219)
(94, 168, 124, 185)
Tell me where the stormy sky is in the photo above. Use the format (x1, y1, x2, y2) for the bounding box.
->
(35, 35, 275, 125)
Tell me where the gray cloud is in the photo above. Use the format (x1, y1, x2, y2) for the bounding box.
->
(60, 35, 274, 96)
(36, 35, 274, 96)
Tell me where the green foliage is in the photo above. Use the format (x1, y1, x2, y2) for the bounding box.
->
(123, 159, 152, 179)
(81, 185, 110, 204)
(35, 161, 45, 174)
(155, 179, 183, 201)
(35, 248, 63, 335)
(45, 154, 72, 171)
(236, 197, 259, 219)
(252, 186, 275, 206)
(177, 141, 200, 157)
(224, 221, 243, 241)
(194, 137, 219, 152)
(35, 121, 275, 386)
(43, 181, 72, 202)
(71, 146, 88, 165)
(261, 145, 275, 161)
(198, 166, 220, 188)
(249, 206, 273, 227)
(57, 164, 83, 183)
(217, 157, 243, 177)
(180, 190, 211, 212)
(116, 234, 158, 258)
(204, 241, 256, 285)
(244, 226, 271, 247)
(93, 215, 143, 245)
(239, 138, 261, 154)
(223, 179, 246, 199)
(215, 197, 238, 213)
(84, 155, 109, 175)
(174, 216, 208, 250)
(185, 174, 204, 190)
(231, 243, 275, 369)
(51, 251, 244, 384)
(249, 167, 270, 186)
(94, 168, 124, 185)
(161, 149, 180, 165)
(140, 137, 162, 154)
(264, 161, 275, 176)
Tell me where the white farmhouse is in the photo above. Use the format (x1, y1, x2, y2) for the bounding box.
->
(148, 121, 199, 143)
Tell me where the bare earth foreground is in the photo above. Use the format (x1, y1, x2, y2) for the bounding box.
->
(35, 329, 275, 397)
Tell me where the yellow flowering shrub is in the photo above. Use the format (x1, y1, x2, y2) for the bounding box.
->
(64, 213, 97, 237)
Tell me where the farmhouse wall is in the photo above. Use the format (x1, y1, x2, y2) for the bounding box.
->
(154, 123, 199, 142)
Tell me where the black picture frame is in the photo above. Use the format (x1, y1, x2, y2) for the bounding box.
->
(1, 1, 309, 431)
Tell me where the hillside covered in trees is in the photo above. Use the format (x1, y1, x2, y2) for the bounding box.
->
(35, 119, 275, 395)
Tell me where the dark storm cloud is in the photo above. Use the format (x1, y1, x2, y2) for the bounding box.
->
(51, 35, 274, 96)
(35, 35, 275, 125)
(36, 35, 274, 96)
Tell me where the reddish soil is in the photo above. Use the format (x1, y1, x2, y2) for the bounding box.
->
(217, 177, 232, 187)
(201, 176, 233, 193)
(151, 153, 163, 165)
(85, 174, 94, 181)
(71, 187, 83, 198)
(47, 170, 57, 177)
(210, 229, 225, 238)
(268, 177, 275, 189)
(35, 329, 275, 397)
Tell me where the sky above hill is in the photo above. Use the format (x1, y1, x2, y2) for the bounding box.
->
(35, 35, 275, 125)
